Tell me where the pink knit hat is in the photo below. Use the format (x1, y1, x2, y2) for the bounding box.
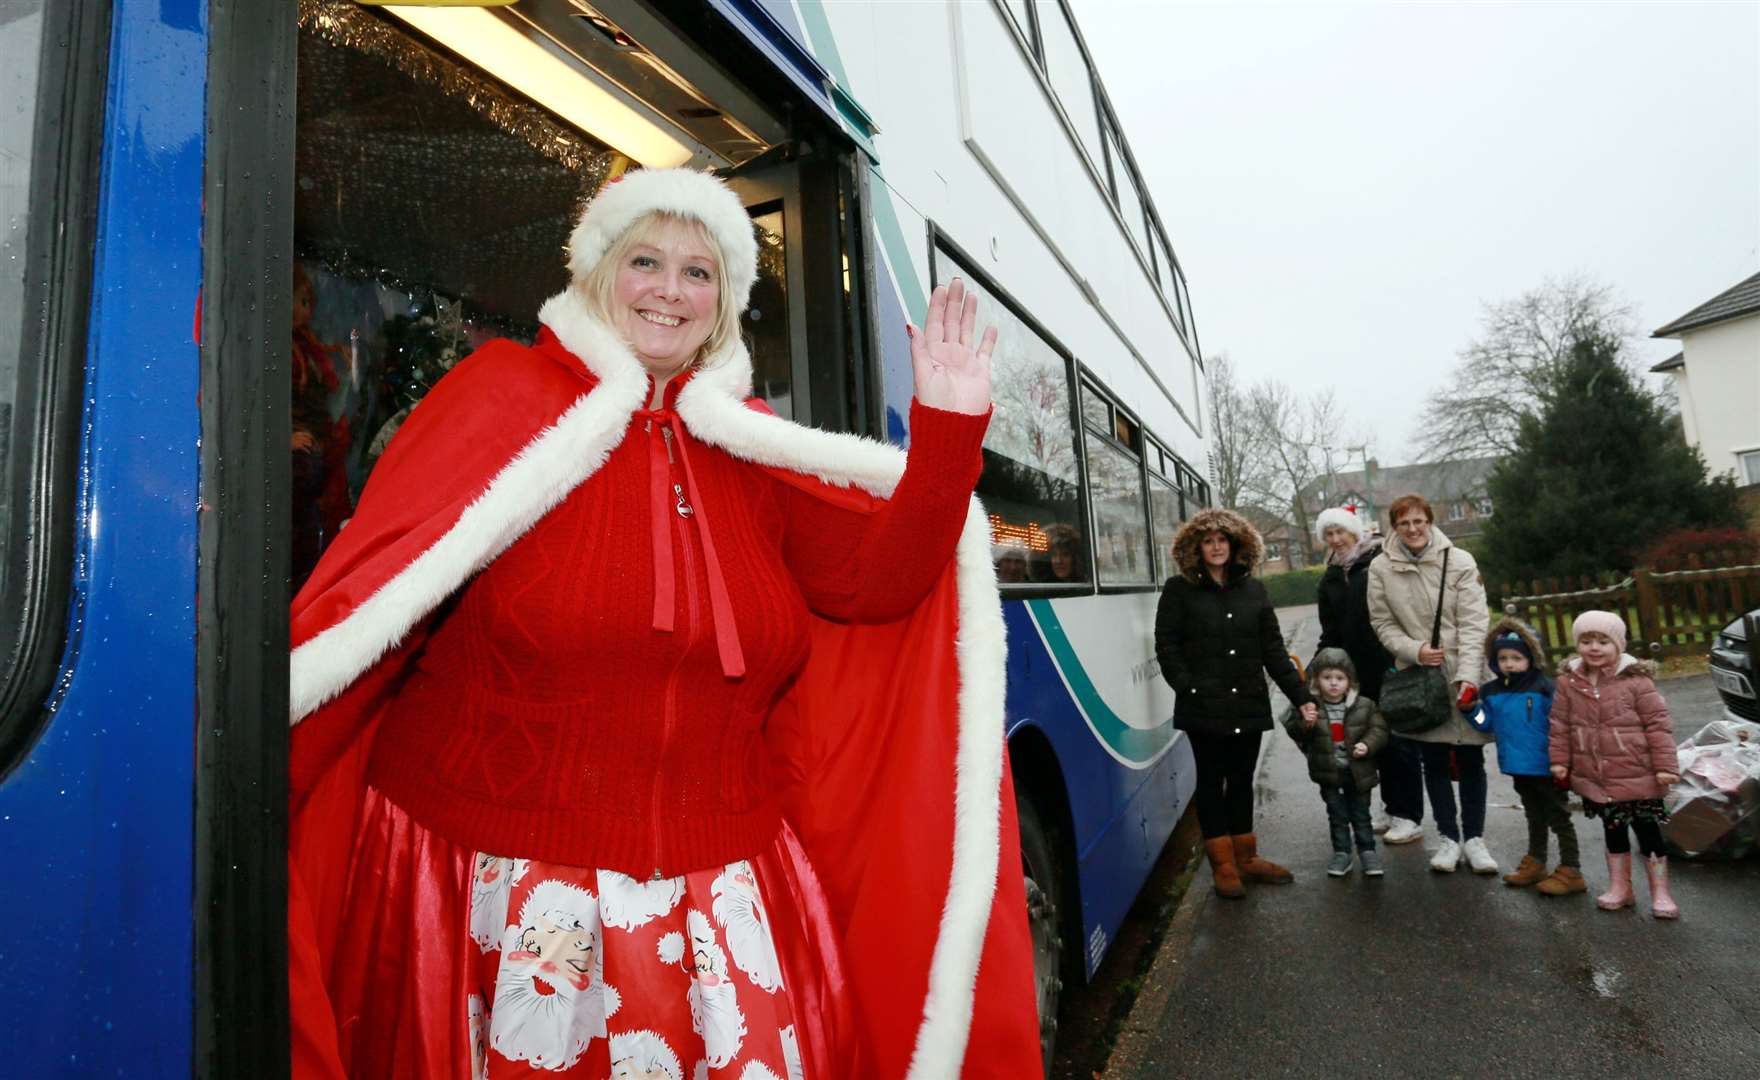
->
(1572, 610, 1628, 652)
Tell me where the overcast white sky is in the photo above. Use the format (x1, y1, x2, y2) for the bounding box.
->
(1075, 0, 1760, 466)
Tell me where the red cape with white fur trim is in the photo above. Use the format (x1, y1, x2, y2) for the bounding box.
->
(287, 289, 1040, 1079)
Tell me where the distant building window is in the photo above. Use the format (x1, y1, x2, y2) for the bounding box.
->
(1448, 502, 1465, 522)
(1475, 497, 1494, 516)
(1265, 542, 1282, 563)
(1740, 450, 1760, 487)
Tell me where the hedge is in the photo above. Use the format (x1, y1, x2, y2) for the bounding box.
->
(1261, 565, 1326, 607)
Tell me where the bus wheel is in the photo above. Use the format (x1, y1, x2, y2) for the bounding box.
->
(1016, 793, 1065, 1078)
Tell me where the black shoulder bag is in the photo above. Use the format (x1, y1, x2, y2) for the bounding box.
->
(1380, 548, 1452, 736)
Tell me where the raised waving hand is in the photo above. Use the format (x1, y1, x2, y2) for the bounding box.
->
(907, 277, 997, 416)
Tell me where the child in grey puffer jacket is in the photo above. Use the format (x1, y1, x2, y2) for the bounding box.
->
(1283, 649, 1390, 878)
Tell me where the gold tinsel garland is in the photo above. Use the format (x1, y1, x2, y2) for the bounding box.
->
(298, 0, 617, 182)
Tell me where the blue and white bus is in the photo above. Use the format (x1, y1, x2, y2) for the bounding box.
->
(0, 1, 1208, 1073)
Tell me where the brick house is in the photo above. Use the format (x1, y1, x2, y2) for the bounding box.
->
(1299, 457, 1499, 546)
(1242, 508, 1307, 577)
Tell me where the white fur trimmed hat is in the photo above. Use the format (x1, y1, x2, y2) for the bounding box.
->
(1314, 506, 1365, 540)
(566, 167, 759, 307)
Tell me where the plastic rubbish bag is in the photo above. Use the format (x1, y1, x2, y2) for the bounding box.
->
(1663, 720, 1760, 859)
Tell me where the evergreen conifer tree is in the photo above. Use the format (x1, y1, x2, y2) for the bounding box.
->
(1482, 334, 1743, 584)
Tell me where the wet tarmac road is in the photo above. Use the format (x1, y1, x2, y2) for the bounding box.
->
(1107, 607, 1760, 1079)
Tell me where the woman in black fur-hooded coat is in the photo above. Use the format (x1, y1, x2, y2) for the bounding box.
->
(1156, 508, 1314, 897)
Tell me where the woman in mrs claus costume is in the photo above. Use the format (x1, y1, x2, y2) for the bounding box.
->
(286, 167, 1040, 1078)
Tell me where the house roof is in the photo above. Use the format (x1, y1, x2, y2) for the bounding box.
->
(1240, 506, 1295, 541)
(1653, 270, 1760, 338)
(1649, 352, 1684, 373)
(1300, 457, 1498, 515)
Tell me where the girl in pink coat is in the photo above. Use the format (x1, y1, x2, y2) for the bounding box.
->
(1549, 611, 1682, 919)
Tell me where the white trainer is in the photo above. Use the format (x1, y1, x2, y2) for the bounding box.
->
(1372, 806, 1392, 834)
(1430, 838, 1462, 873)
(1383, 817, 1425, 845)
(1462, 837, 1500, 875)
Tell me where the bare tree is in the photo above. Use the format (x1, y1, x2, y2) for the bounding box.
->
(1241, 382, 1354, 563)
(1203, 352, 1260, 511)
(1418, 274, 1636, 461)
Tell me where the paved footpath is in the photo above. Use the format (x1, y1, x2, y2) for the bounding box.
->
(1107, 605, 1760, 1080)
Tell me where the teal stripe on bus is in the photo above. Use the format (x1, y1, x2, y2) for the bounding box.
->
(1027, 599, 1177, 765)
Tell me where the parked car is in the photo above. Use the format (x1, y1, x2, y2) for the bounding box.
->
(1708, 610, 1760, 723)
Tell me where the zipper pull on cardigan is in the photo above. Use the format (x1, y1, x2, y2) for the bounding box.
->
(635, 404, 746, 679)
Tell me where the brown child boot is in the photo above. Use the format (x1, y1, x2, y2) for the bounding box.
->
(1535, 865, 1588, 896)
(1231, 833, 1295, 884)
(1204, 837, 1246, 898)
(1503, 855, 1547, 887)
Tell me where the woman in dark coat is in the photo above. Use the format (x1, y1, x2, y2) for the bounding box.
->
(1313, 507, 1390, 699)
(1312, 506, 1422, 841)
(1156, 509, 1316, 897)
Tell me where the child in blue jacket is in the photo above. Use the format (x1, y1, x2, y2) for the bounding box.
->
(1470, 617, 1586, 895)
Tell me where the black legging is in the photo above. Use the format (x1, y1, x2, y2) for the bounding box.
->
(1188, 731, 1262, 839)
(1603, 818, 1667, 857)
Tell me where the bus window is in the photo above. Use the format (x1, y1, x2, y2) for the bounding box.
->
(999, 0, 1038, 57)
(1080, 380, 1111, 434)
(1, 0, 99, 770)
(1034, 0, 1104, 169)
(931, 241, 1089, 589)
(1081, 392, 1154, 587)
(1145, 436, 1185, 583)
(1148, 474, 1181, 582)
(0, 6, 46, 596)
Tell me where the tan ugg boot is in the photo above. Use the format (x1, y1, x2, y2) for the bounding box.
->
(1204, 838, 1246, 898)
(1231, 833, 1294, 884)
(1535, 866, 1588, 896)
(1503, 855, 1547, 887)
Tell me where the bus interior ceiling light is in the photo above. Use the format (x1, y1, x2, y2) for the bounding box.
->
(378, 3, 693, 168)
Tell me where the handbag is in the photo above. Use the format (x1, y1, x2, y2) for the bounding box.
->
(1380, 548, 1453, 736)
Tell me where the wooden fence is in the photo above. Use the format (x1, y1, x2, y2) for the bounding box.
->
(1500, 552, 1760, 667)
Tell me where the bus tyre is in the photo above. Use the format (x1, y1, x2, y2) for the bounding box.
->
(1016, 792, 1066, 1079)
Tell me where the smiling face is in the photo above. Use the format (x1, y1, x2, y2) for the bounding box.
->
(593, 214, 723, 380)
(1200, 531, 1233, 569)
(1394, 508, 1432, 551)
(1322, 524, 1356, 554)
(521, 914, 595, 989)
(1576, 630, 1619, 669)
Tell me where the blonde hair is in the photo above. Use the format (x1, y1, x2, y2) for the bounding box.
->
(578, 211, 743, 374)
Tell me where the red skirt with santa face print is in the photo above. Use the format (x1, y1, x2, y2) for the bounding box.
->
(323, 786, 855, 1079)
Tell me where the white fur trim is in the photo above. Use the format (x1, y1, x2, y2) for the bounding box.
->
(1314, 506, 1365, 540)
(289, 288, 1006, 1077)
(567, 168, 759, 307)
(288, 293, 648, 721)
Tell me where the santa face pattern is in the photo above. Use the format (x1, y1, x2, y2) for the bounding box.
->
(468, 855, 801, 1078)
(711, 862, 783, 994)
(469, 855, 528, 951)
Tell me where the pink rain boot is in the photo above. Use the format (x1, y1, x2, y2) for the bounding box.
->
(1644, 855, 1680, 920)
(1596, 852, 1634, 911)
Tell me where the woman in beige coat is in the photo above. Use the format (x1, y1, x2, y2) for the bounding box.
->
(1368, 494, 1493, 875)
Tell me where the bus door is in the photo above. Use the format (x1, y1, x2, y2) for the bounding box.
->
(725, 154, 876, 436)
